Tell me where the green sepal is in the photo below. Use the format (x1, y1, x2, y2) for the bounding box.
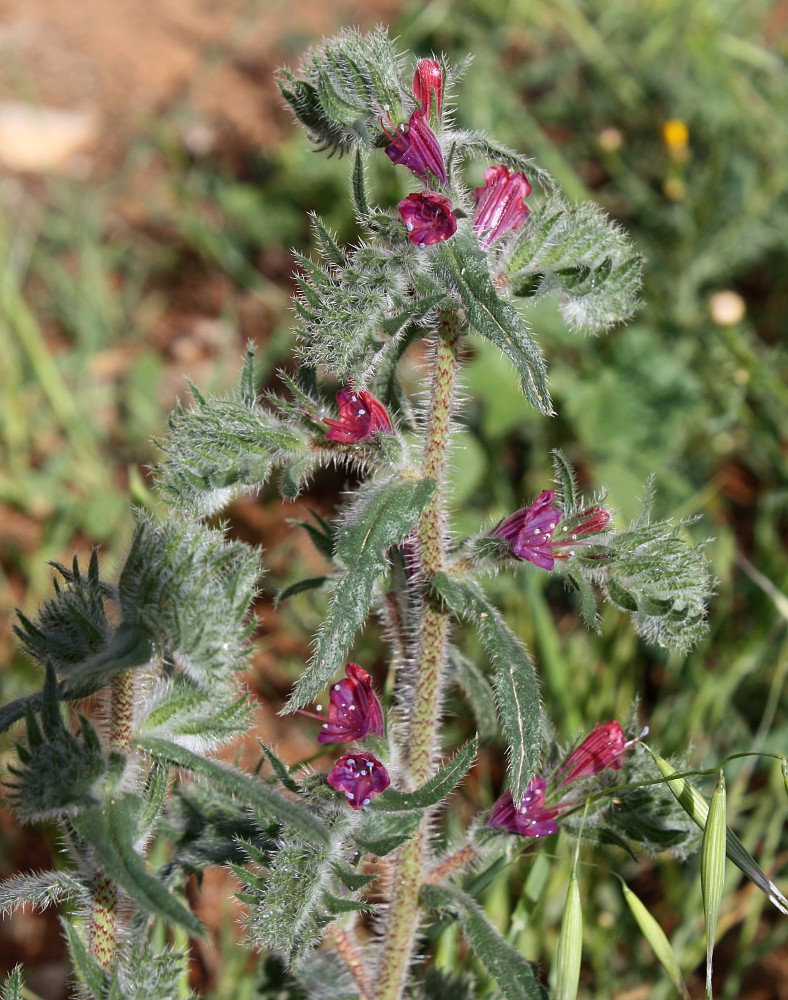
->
(322, 891, 374, 914)
(61, 919, 108, 997)
(275, 576, 331, 605)
(286, 476, 436, 711)
(422, 884, 548, 999)
(137, 736, 330, 845)
(258, 741, 302, 794)
(431, 573, 543, 801)
(353, 808, 422, 855)
(372, 738, 478, 811)
(71, 795, 204, 937)
(330, 860, 377, 892)
(434, 227, 552, 415)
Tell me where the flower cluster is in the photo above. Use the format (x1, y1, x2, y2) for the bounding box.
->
(488, 721, 644, 838)
(301, 662, 391, 809)
(383, 60, 532, 251)
(323, 388, 392, 443)
(492, 489, 611, 571)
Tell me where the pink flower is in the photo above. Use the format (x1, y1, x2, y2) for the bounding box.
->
(557, 721, 635, 786)
(492, 490, 562, 570)
(323, 389, 392, 443)
(383, 108, 448, 187)
(413, 59, 443, 116)
(492, 490, 611, 570)
(473, 165, 532, 248)
(327, 751, 390, 809)
(398, 191, 457, 248)
(487, 778, 561, 838)
(299, 663, 385, 744)
(487, 722, 645, 839)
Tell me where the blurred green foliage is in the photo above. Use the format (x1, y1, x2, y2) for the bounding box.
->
(0, 0, 786, 996)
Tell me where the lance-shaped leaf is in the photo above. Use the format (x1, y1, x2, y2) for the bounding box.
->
(620, 882, 690, 999)
(651, 752, 788, 915)
(0, 623, 152, 734)
(287, 476, 435, 711)
(423, 884, 547, 1000)
(0, 870, 87, 918)
(434, 226, 552, 415)
(449, 648, 498, 742)
(432, 573, 544, 800)
(71, 795, 203, 936)
(701, 773, 727, 999)
(61, 921, 107, 999)
(373, 738, 478, 811)
(136, 736, 330, 845)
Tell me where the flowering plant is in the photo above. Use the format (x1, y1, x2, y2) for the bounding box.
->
(0, 28, 784, 1000)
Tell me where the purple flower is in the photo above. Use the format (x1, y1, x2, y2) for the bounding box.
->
(413, 58, 443, 117)
(492, 490, 611, 570)
(492, 490, 562, 570)
(398, 191, 457, 248)
(383, 108, 448, 187)
(299, 663, 385, 744)
(323, 389, 392, 443)
(487, 778, 561, 838)
(327, 751, 390, 809)
(473, 165, 532, 249)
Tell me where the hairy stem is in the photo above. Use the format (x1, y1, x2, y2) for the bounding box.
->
(89, 669, 134, 972)
(376, 310, 460, 999)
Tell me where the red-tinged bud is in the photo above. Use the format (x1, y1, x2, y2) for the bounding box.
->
(473, 164, 532, 248)
(323, 389, 392, 443)
(413, 59, 443, 116)
(327, 751, 390, 809)
(558, 721, 642, 786)
(398, 191, 457, 248)
(383, 108, 448, 187)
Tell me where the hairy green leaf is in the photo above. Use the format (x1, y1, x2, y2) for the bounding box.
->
(287, 476, 435, 711)
(72, 796, 204, 936)
(432, 573, 543, 800)
(423, 884, 547, 999)
(137, 736, 330, 845)
(373, 738, 477, 811)
(435, 227, 552, 415)
(61, 920, 108, 998)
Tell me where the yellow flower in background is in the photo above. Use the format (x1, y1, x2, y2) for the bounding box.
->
(663, 118, 690, 157)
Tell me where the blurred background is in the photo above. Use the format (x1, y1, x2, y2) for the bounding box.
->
(0, 0, 786, 997)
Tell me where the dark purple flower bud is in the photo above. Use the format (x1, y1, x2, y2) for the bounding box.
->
(487, 778, 561, 838)
(302, 663, 385, 744)
(327, 751, 391, 809)
(473, 165, 532, 249)
(557, 721, 643, 787)
(492, 491, 612, 570)
(398, 191, 457, 248)
(323, 389, 392, 443)
(492, 489, 562, 570)
(413, 59, 443, 116)
(383, 108, 448, 187)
